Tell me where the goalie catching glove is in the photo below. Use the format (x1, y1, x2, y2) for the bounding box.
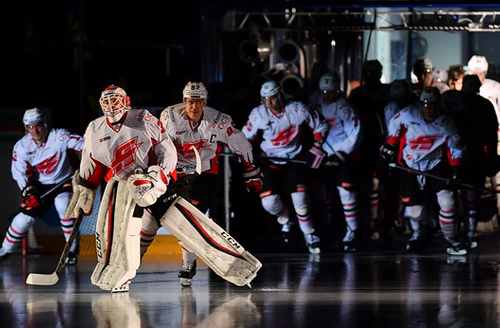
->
(127, 165, 168, 207)
(242, 163, 263, 193)
(65, 170, 95, 218)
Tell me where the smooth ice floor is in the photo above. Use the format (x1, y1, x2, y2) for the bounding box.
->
(2, 232, 500, 327)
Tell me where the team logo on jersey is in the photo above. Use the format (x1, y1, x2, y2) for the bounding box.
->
(327, 118, 338, 128)
(179, 140, 208, 159)
(408, 134, 442, 151)
(111, 137, 144, 175)
(271, 125, 298, 146)
(37, 154, 60, 175)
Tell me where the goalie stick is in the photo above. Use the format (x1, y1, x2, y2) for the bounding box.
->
(25, 209, 84, 286)
(388, 163, 500, 194)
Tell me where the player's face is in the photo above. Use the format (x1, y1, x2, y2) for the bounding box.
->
(421, 101, 438, 122)
(422, 70, 433, 87)
(26, 123, 47, 145)
(322, 91, 339, 105)
(184, 98, 205, 123)
(263, 95, 282, 113)
(451, 75, 464, 91)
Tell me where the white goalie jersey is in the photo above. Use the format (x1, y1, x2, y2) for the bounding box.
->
(80, 109, 177, 187)
(12, 128, 83, 190)
(160, 104, 254, 175)
(242, 101, 329, 160)
(386, 103, 462, 172)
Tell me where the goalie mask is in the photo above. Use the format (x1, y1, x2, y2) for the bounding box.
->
(99, 85, 131, 123)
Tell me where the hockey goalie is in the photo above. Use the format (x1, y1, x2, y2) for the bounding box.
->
(65, 85, 261, 292)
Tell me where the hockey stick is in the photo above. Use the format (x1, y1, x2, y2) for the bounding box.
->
(7, 175, 74, 222)
(388, 163, 499, 194)
(25, 209, 84, 286)
(220, 152, 339, 167)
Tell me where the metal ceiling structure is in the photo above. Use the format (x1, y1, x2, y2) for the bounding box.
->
(225, 8, 500, 32)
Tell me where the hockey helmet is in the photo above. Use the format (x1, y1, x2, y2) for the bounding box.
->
(432, 67, 448, 83)
(420, 87, 440, 103)
(467, 55, 488, 72)
(319, 73, 340, 93)
(23, 107, 45, 128)
(183, 82, 208, 99)
(413, 57, 433, 77)
(260, 81, 281, 98)
(390, 79, 411, 100)
(462, 74, 482, 94)
(99, 85, 131, 123)
(362, 60, 383, 80)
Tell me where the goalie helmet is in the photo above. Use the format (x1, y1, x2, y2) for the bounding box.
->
(319, 73, 340, 93)
(183, 82, 208, 99)
(260, 81, 281, 98)
(467, 55, 488, 72)
(99, 85, 131, 123)
(23, 108, 45, 128)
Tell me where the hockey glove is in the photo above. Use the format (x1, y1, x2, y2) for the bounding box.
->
(65, 171, 95, 218)
(380, 143, 398, 164)
(21, 184, 43, 211)
(242, 163, 264, 193)
(127, 165, 168, 207)
(306, 146, 326, 169)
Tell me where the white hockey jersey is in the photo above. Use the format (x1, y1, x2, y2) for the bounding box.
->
(80, 109, 177, 188)
(386, 103, 462, 172)
(12, 128, 83, 190)
(319, 97, 360, 157)
(160, 104, 254, 175)
(242, 101, 329, 162)
(479, 78, 500, 123)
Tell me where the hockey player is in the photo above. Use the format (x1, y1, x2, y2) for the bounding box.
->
(467, 55, 500, 121)
(0, 108, 83, 263)
(313, 73, 362, 251)
(64, 85, 178, 292)
(242, 80, 329, 254)
(440, 75, 500, 248)
(149, 81, 263, 287)
(348, 60, 391, 245)
(381, 87, 466, 255)
(411, 58, 434, 95)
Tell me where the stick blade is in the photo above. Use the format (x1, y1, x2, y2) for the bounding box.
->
(26, 272, 59, 286)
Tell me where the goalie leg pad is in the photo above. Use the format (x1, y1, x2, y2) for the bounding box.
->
(160, 197, 262, 287)
(90, 178, 142, 291)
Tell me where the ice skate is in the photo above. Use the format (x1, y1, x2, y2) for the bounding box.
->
(304, 233, 321, 254)
(178, 260, 197, 287)
(446, 239, 467, 256)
